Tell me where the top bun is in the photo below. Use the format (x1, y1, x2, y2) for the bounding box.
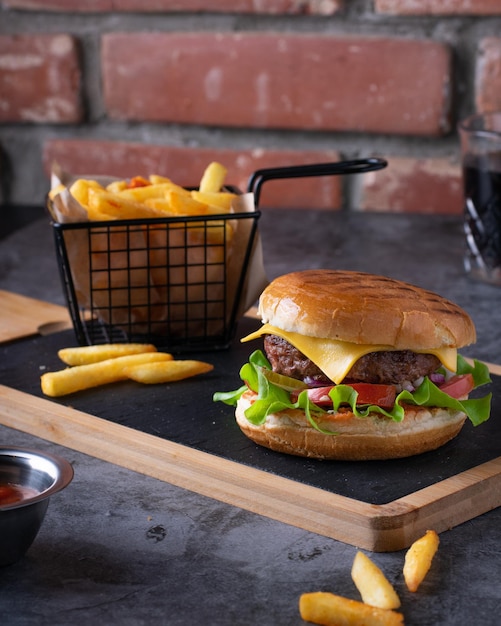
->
(258, 270, 476, 351)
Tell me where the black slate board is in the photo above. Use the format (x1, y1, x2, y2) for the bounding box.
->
(1, 317, 499, 506)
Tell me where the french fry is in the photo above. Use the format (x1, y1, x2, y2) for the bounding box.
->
(147, 196, 229, 218)
(149, 178, 192, 196)
(86, 205, 118, 221)
(403, 530, 440, 593)
(117, 183, 189, 203)
(299, 592, 404, 626)
(166, 191, 210, 215)
(203, 205, 236, 216)
(351, 551, 401, 610)
(124, 360, 214, 384)
(69, 179, 104, 208)
(141, 198, 175, 215)
(87, 188, 165, 220)
(149, 174, 172, 185)
(199, 161, 228, 193)
(41, 352, 173, 397)
(57, 343, 158, 366)
(190, 190, 236, 212)
(106, 180, 129, 194)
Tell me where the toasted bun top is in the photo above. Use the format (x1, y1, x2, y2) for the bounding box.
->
(258, 270, 476, 351)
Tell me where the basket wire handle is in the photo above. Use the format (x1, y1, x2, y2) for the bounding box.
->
(246, 157, 388, 207)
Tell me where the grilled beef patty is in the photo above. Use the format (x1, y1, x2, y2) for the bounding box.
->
(263, 334, 441, 385)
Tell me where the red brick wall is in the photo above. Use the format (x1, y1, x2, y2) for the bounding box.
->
(1, 1, 501, 212)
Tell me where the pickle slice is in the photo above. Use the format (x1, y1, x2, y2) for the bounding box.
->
(260, 368, 308, 392)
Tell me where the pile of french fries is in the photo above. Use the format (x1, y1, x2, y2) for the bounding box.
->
(49, 161, 238, 222)
(40, 343, 213, 397)
(300, 530, 440, 625)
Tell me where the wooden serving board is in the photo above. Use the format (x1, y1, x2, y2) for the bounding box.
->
(0, 290, 71, 342)
(1, 314, 500, 552)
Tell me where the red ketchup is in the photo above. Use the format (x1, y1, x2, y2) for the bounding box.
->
(0, 484, 39, 506)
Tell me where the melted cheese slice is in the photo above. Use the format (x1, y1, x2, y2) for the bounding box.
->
(242, 324, 457, 384)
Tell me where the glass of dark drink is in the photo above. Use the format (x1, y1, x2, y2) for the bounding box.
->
(459, 111, 501, 285)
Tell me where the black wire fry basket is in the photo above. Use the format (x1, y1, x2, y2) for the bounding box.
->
(50, 158, 386, 351)
(52, 208, 259, 351)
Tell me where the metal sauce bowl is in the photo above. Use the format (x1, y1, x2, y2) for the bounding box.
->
(0, 447, 74, 566)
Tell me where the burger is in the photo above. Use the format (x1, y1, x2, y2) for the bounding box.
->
(214, 270, 492, 460)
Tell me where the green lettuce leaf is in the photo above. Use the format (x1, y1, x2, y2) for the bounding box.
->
(213, 350, 492, 433)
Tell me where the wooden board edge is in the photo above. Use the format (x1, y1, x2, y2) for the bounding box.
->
(0, 289, 68, 316)
(368, 457, 501, 550)
(1, 383, 500, 552)
(0, 290, 71, 343)
(0, 384, 387, 550)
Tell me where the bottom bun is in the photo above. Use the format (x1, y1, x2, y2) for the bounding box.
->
(235, 391, 467, 461)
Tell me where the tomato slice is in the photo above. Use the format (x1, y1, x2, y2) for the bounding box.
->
(346, 383, 397, 409)
(288, 373, 474, 410)
(291, 383, 397, 409)
(438, 373, 474, 399)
